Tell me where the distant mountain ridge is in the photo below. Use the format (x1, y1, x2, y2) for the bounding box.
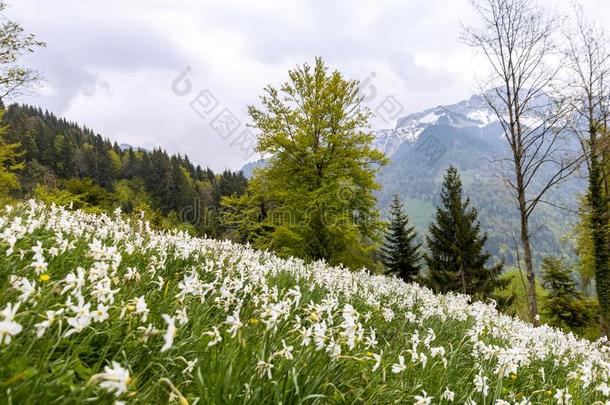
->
(241, 91, 584, 266)
(372, 93, 502, 156)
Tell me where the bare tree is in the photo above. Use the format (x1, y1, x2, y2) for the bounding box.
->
(463, 0, 581, 324)
(564, 5, 610, 334)
(0, 1, 45, 102)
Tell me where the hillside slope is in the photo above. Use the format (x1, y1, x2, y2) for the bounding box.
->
(0, 201, 607, 403)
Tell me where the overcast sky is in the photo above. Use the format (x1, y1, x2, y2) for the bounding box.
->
(7, 0, 610, 171)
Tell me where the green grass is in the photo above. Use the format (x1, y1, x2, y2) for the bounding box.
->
(0, 201, 608, 404)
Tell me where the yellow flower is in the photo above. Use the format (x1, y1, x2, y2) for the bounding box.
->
(39, 274, 50, 282)
(308, 312, 319, 322)
(248, 318, 259, 325)
(510, 373, 517, 381)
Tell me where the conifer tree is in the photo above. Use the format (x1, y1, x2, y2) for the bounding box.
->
(541, 256, 595, 331)
(381, 194, 421, 282)
(425, 166, 505, 299)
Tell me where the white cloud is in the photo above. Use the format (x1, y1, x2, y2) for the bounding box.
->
(5, 0, 610, 170)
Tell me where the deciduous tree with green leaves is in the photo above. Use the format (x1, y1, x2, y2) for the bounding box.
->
(381, 194, 421, 282)
(223, 57, 387, 269)
(425, 166, 505, 299)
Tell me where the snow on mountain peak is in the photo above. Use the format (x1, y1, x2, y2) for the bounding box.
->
(373, 94, 501, 157)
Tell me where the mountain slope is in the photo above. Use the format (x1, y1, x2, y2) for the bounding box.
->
(241, 92, 583, 265)
(0, 201, 607, 403)
(374, 94, 583, 266)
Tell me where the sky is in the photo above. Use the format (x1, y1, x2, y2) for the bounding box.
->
(6, 0, 610, 171)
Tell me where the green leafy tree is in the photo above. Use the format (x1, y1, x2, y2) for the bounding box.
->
(541, 256, 596, 332)
(425, 166, 505, 299)
(0, 110, 23, 200)
(224, 58, 387, 269)
(381, 194, 421, 282)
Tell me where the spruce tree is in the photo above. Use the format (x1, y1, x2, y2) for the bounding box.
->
(381, 194, 421, 282)
(425, 166, 505, 299)
(541, 256, 595, 332)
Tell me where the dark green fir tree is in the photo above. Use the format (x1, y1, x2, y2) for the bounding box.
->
(425, 166, 505, 299)
(541, 256, 595, 332)
(381, 194, 421, 282)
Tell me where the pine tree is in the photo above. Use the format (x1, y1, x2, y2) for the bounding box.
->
(381, 195, 421, 282)
(425, 166, 505, 299)
(541, 256, 595, 332)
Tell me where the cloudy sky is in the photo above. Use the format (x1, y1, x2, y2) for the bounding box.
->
(7, 0, 610, 171)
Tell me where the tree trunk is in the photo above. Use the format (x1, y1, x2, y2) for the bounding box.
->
(590, 129, 610, 336)
(516, 162, 538, 324)
(520, 208, 538, 325)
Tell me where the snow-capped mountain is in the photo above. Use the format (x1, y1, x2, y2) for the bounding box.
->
(373, 94, 501, 156)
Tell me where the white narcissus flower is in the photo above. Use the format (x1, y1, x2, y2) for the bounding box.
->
(382, 307, 394, 322)
(133, 296, 150, 321)
(0, 302, 22, 345)
(371, 350, 382, 372)
(34, 309, 64, 338)
(474, 371, 489, 397)
(256, 360, 274, 380)
(90, 361, 131, 397)
(554, 388, 572, 405)
(391, 355, 406, 374)
(441, 387, 455, 402)
(273, 340, 294, 360)
(597, 382, 610, 396)
(92, 303, 109, 323)
(176, 308, 188, 326)
(160, 314, 177, 352)
(414, 390, 432, 405)
(225, 309, 243, 338)
(203, 326, 222, 347)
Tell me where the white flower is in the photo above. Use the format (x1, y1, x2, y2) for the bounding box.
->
(133, 296, 149, 321)
(414, 390, 432, 405)
(182, 358, 197, 375)
(92, 303, 109, 323)
(0, 302, 22, 345)
(391, 355, 406, 374)
(382, 307, 395, 322)
(597, 382, 610, 397)
(203, 326, 222, 347)
(441, 387, 455, 402)
(474, 371, 489, 397)
(124, 267, 140, 281)
(61, 267, 86, 295)
(137, 323, 159, 342)
(160, 314, 177, 352)
(273, 340, 294, 360)
(371, 350, 383, 372)
(326, 338, 341, 359)
(35, 309, 64, 338)
(554, 388, 572, 405)
(90, 361, 131, 397)
(256, 360, 274, 380)
(11, 277, 37, 303)
(431, 346, 446, 358)
(225, 309, 243, 338)
(65, 294, 92, 336)
(176, 308, 188, 326)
